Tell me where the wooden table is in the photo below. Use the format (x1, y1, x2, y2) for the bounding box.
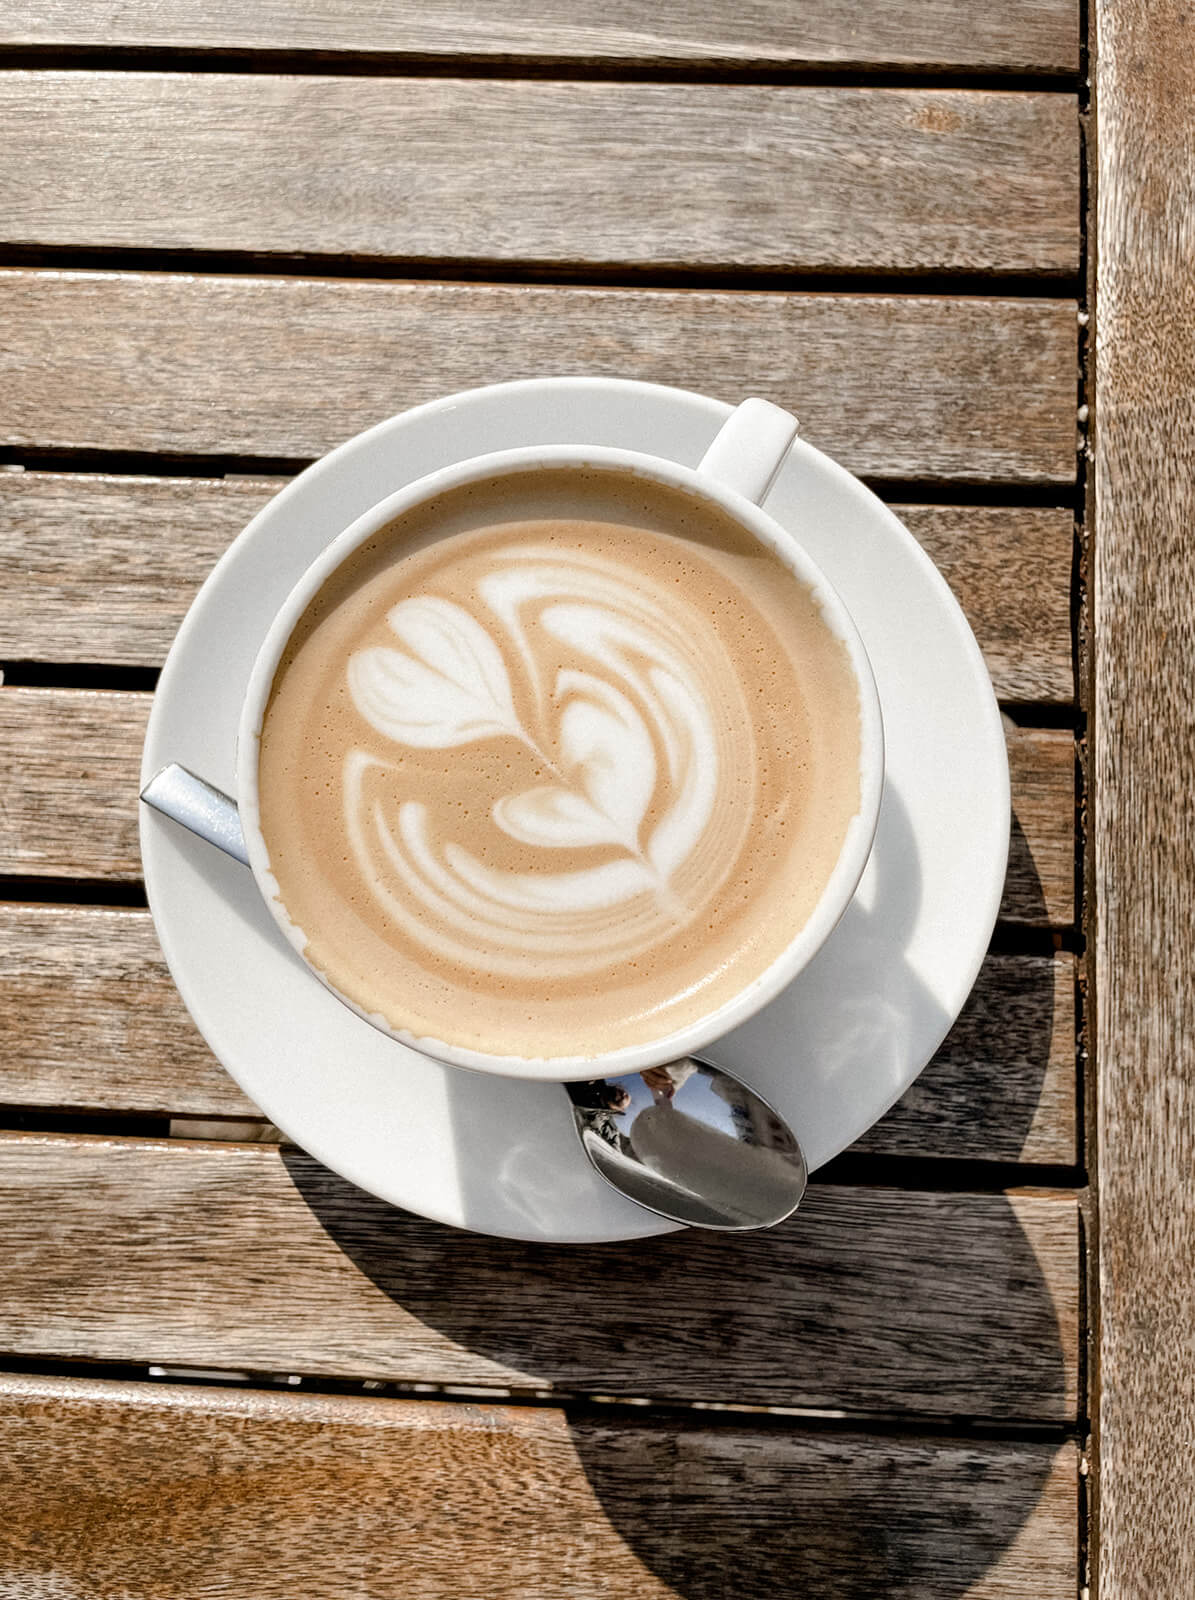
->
(1, 3, 1191, 1595)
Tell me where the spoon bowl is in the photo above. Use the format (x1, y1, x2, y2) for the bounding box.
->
(565, 1059, 807, 1231)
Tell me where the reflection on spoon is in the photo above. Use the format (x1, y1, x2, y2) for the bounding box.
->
(565, 1058, 807, 1231)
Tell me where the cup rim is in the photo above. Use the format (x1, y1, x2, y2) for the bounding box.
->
(236, 442, 885, 1081)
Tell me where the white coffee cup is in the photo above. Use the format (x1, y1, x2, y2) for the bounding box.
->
(235, 399, 884, 1081)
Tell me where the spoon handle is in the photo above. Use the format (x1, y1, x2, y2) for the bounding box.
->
(141, 764, 250, 866)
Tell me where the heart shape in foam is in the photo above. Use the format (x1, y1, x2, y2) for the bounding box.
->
(349, 596, 522, 749)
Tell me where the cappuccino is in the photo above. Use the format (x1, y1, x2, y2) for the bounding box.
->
(256, 468, 861, 1058)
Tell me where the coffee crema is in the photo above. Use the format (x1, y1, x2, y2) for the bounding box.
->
(256, 469, 861, 1059)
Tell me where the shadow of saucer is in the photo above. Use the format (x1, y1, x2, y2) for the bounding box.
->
(281, 1147, 1068, 1595)
(562, 1416, 1068, 1599)
(277, 797, 1070, 1596)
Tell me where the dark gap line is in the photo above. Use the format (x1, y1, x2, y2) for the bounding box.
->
(861, 477, 1079, 509)
(0, 877, 148, 908)
(0, 1355, 169, 1388)
(1076, 1202, 1094, 1566)
(0, 447, 312, 479)
(0, 244, 1081, 299)
(986, 922, 1080, 957)
(0, 448, 1077, 505)
(0, 1108, 1086, 1195)
(1, 661, 160, 691)
(0, 874, 1077, 953)
(1, 659, 1074, 722)
(0, 47, 1081, 91)
(811, 1153, 1087, 1192)
(580, 1400, 1081, 1445)
(0, 1106, 169, 1139)
(1074, 0, 1094, 1532)
(3, 1101, 221, 1126)
(0, 1349, 1084, 1443)
(1000, 702, 1080, 728)
(561, 1397, 1084, 1444)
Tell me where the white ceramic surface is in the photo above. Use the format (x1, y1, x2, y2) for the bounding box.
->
(140, 377, 1010, 1244)
(234, 409, 884, 1081)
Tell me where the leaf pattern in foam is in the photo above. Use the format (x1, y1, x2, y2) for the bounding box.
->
(492, 786, 634, 852)
(493, 672, 655, 855)
(348, 596, 521, 749)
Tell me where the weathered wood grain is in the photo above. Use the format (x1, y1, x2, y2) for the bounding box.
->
(1003, 721, 1075, 926)
(0, 905, 1076, 1162)
(0, 1372, 1077, 1600)
(0, 472, 1075, 702)
(1093, 0, 1195, 1591)
(0, 74, 1080, 275)
(0, 690, 149, 881)
(0, 1132, 1078, 1417)
(852, 951, 1076, 1163)
(0, 905, 258, 1119)
(917, 505, 1074, 704)
(0, 688, 1074, 921)
(0, 471, 275, 669)
(0, 0, 1081, 74)
(0, 272, 1079, 483)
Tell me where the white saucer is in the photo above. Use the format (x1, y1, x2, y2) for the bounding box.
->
(141, 379, 1009, 1244)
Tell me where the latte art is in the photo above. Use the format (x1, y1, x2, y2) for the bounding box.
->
(342, 544, 752, 976)
(257, 469, 862, 1059)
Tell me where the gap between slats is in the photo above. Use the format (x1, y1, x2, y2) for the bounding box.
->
(0, 245, 1083, 298)
(0, 55, 1085, 91)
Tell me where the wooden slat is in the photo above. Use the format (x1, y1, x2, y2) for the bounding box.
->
(0, 0, 1081, 74)
(0, 905, 258, 1119)
(0, 74, 1079, 275)
(0, 470, 255, 670)
(0, 473, 1075, 703)
(852, 951, 1076, 1163)
(0, 689, 147, 881)
(0, 1373, 1078, 1600)
(0, 1132, 1078, 1417)
(0, 688, 1075, 921)
(0, 905, 1076, 1162)
(914, 505, 1073, 704)
(1093, 0, 1195, 1591)
(0, 271, 1079, 484)
(1003, 721, 1074, 926)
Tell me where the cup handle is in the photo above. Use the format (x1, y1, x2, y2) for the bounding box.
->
(696, 398, 800, 507)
